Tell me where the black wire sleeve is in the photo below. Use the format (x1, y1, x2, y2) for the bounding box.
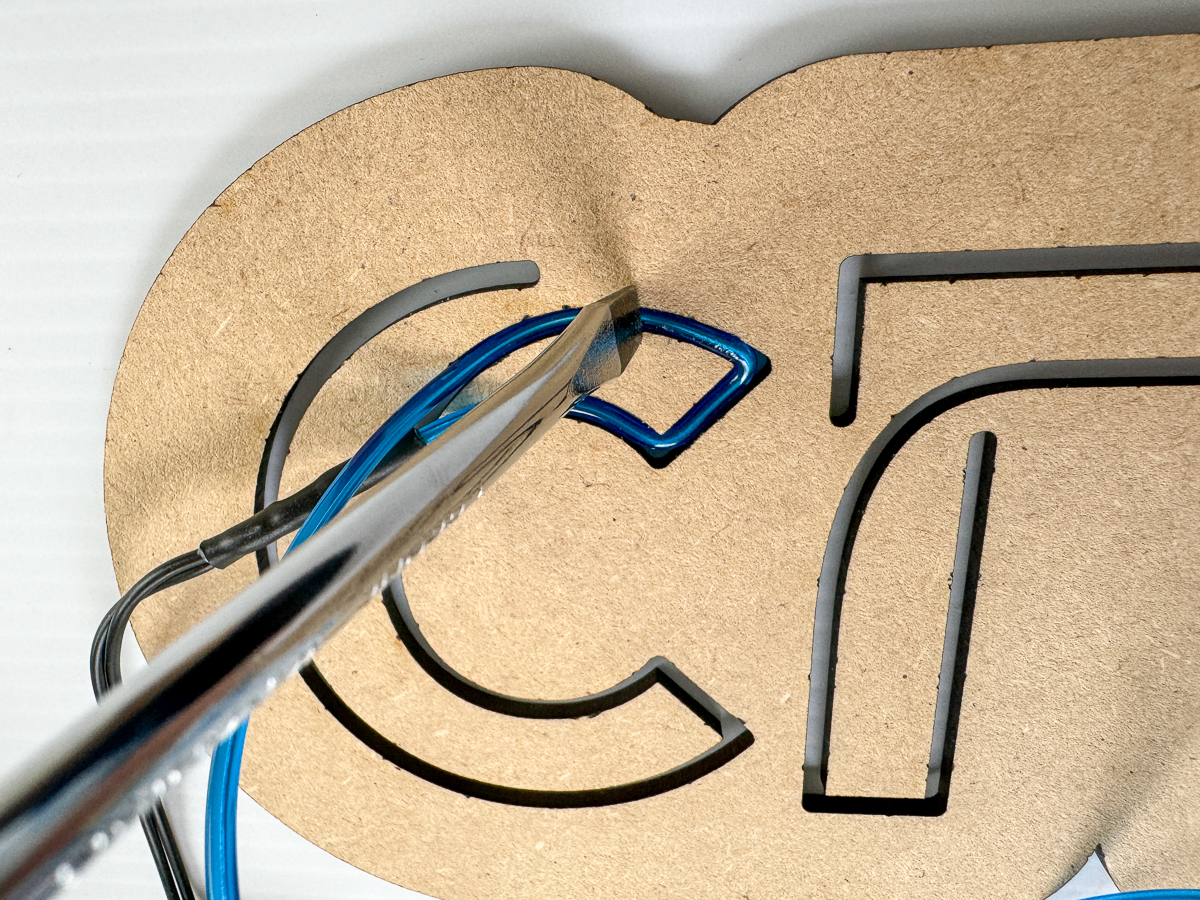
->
(198, 434, 422, 569)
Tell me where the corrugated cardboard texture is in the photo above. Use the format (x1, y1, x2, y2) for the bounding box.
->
(105, 35, 1200, 900)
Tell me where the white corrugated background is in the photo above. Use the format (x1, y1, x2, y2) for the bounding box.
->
(1, 2, 1197, 897)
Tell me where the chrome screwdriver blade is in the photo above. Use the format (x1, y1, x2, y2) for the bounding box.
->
(0, 286, 640, 900)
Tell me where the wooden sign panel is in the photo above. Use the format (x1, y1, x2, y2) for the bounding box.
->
(105, 34, 1200, 900)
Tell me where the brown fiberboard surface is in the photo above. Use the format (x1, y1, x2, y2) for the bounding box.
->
(105, 34, 1200, 900)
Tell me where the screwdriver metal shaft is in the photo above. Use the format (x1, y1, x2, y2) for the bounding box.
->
(0, 286, 641, 900)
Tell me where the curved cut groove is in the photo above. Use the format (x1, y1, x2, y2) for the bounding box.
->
(385, 576, 683, 719)
(804, 356, 1200, 815)
(301, 653, 753, 807)
(804, 431, 994, 816)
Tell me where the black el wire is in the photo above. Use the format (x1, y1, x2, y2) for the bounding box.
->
(89, 550, 208, 900)
(87, 453, 426, 900)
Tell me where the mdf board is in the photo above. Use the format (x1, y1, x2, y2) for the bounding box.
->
(105, 34, 1200, 900)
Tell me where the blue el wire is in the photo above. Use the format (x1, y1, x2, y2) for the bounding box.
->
(413, 309, 769, 459)
(203, 307, 766, 900)
(203, 723, 245, 900)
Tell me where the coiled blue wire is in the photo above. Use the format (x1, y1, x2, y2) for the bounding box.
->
(202, 308, 759, 900)
(204, 723, 245, 900)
